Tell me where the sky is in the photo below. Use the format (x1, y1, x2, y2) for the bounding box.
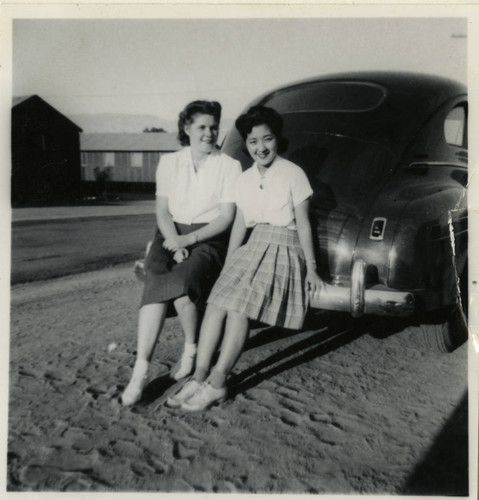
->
(12, 17, 467, 127)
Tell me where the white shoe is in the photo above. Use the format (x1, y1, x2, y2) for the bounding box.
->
(170, 352, 196, 381)
(180, 381, 227, 412)
(165, 379, 201, 408)
(121, 361, 149, 406)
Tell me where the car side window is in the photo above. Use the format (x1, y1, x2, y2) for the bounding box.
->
(444, 105, 467, 148)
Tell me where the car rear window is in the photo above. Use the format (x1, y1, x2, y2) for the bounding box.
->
(444, 105, 466, 147)
(264, 82, 387, 113)
(222, 128, 397, 209)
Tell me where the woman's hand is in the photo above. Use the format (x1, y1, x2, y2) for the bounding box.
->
(306, 267, 324, 297)
(173, 248, 189, 263)
(294, 198, 324, 298)
(163, 234, 195, 252)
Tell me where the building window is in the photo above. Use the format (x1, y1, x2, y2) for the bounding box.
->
(103, 152, 115, 167)
(444, 106, 466, 147)
(84, 151, 102, 165)
(131, 152, 143, 167)
(115, 152, 130, 167)
(144, 152, 160, 168)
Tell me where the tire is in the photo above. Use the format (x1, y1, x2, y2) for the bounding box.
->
(412, 262, 468, 353)
(416, 305, 467, 353)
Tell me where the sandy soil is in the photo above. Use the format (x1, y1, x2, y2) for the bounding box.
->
(8, 263, 469, 494)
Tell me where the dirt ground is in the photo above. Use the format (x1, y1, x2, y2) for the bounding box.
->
(8, 263, 470, 494)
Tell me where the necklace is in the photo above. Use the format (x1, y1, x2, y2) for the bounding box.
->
(259, 172, 266, 190)
(258, 167, 267, 190)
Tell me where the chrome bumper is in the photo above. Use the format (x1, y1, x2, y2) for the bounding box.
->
(310, 259, 415, 318)
(135, 256, 415, 318)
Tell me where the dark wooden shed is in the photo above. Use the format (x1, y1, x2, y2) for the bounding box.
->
(12, 95, 83, 205)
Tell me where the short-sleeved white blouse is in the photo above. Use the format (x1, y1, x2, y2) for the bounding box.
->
(234, 156, 313, 229)
(156, 147, 242, 224)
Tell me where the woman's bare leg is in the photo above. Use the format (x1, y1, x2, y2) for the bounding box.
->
(210, 310, 249, 387)
(122, 302, 168, 405)
(173, 295, 198, 345)
(170, 295, 200, 379)
(166, 304, 229, 408)
(179, 310, 249, 412)
(137, 303, 169, 362)
(193, 304, 228, 382)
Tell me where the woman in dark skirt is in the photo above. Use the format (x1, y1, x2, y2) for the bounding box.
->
(166, 105, 324, 411)
(121, 100, 241, 406)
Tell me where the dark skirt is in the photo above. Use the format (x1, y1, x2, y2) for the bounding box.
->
(140, 223, 228, 313)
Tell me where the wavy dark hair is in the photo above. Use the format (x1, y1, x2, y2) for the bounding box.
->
(177, 100, 222, 147)
(235, 105, 288, 154)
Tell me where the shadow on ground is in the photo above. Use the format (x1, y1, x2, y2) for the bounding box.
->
(230, 312, 368, 397)
(401, 391, 469, 496)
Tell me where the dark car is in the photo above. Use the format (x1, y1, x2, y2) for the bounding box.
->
(222, 71, 468, 352)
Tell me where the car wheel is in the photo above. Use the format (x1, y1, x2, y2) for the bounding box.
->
(415, 264, 468, 353)
(416, 305, 467, 353)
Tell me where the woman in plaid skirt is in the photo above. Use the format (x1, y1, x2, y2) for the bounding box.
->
(167, 105, 324, 411)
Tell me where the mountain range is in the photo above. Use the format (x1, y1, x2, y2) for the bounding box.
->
(71, 113, 234, 140)
(71, 113, 177, 134)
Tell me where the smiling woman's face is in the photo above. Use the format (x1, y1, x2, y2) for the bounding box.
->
(185, 113, 219, 155)
(245, 124, 278, 168)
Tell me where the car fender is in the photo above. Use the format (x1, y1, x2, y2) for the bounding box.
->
(374, 182, 466, 311)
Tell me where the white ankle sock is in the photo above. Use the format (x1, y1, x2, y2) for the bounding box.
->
(183, 342, 197, 357)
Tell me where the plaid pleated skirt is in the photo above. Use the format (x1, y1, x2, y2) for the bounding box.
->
(207, 224, 309, 330)
(141, 223, 228, 312)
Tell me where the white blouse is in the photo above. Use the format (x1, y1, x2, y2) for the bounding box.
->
(156, 147, 242, 224)
(234, 156, 313, 229)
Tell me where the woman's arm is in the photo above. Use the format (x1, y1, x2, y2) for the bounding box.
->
(225, 208, 248, 261)
(156, 195, 179, 240)
(163, 202, 236, 252)
(294, 198, 324, 295)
